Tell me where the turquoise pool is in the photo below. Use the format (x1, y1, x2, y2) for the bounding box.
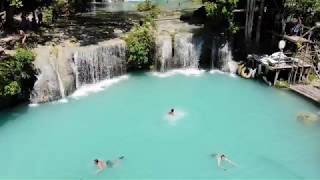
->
(0, 71, 319, 179)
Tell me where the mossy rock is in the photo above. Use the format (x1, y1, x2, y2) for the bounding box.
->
(275, 81, 289, 89)
(297, 112, 319, 123)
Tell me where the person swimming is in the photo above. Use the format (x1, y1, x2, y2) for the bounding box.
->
(94, 156, 125, 174)
(168, 108, 175, 115)
(94, 159, 106, 174)
(212, 153, 237, 169)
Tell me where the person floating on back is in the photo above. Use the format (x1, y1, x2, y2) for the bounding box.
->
(94, 156, 125, 175)
(168, 108, 175, 116)
(212, 153, 237, 170)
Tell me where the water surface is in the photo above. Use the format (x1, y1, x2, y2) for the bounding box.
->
(0, 71, 319, 179)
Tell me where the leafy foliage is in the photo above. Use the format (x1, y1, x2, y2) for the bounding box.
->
(275, 80, 289, 88)
(15, 48, 35, 65)
(9, 0, 23, 8)
(0, 49, 36, 97)
(4, 81, 21, 96)
(43, 6, 54, 25)
(285, 0, 320, 13)
(125, 22, 155, 69)
(204, 0, 238, 18)
(204, 0, 239, 34)
(137, 0, 156, 12)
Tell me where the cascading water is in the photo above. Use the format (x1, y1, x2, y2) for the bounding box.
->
(218, 41, 233, 72)
(155, 32, 203, 71)
(174, 33, 203, 69)
(72, 39, 126, 88)
(48, 56, 66, 99)
(155, 34, 173, 72)
(211, 40, 236, 73)
(31, 39, 126, 104)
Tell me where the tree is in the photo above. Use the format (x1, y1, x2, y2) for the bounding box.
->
(0, 48, 36, 98)
(3, 0, 43, 29)
(204, 0, 239, 34)
(285, 0, 320, 13)
(125, 22, 155, 69)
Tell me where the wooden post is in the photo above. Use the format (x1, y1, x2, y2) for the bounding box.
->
(293, 66, 298, 84)
(258, 64, 262, 75)
(306, 68, 311, 81)
(274, 70, 280, 85)
(298, 67, 304, 83)
(288, 70, 292, 84)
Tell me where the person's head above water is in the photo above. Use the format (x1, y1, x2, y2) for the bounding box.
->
(221, 154, 226, 159)
(94, 159, 99, 164)
(168, 108, 174, 115)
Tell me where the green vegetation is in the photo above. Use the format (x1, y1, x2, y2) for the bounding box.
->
(0, 49, 36, 98)
(308, 72, 319, 82)
(43, 6, 54, 25)
(275, 80, 289, 89)
(137, 0, 156, 12)
(125, 22, 155, 69)
(204, 0, 239, 34)
(285, 0, 320, 13)
(2, 0, 89, 29)
(125, 9, 159, 70)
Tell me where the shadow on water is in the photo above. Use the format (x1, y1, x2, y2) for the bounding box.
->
(0, 103, 30, 128)
(258, 156, 304, 179)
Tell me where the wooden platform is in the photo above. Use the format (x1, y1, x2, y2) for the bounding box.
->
(269, 63, 311, 70)
(290, 84, 320, 103)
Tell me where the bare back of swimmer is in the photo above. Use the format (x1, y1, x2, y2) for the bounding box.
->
(94, 156, 125, 174)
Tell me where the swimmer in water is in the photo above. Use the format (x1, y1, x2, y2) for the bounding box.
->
(212, 153, 237, 169)
(168, 108, 175, 116)
(94, 156, 125, 174)
(94, 159, 106, 174)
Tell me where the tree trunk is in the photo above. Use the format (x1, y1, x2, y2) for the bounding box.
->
(255, 0, 265, 45)
(245, 0, 256, 52)
(4, 6, 14, 29)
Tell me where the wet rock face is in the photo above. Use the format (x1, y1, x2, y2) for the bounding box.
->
(31, 47, 65, 104)
(154, 32, 204, 72)
(31, 39, 126, 104)
(211, 40, 234, 72)
(154, 19, 205, 72)
(73, 39, 126, 88)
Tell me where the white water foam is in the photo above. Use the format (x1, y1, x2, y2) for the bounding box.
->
(209, 69, 238, 78)
(228, 73, 238, 78)
(51, 98, 69, 104)
(29, 103, 39, 107)
(71, 75, 129, 99)
(151, 68, 205, 78)
(209, 69, 226, 74)
(164, 109, 186, 126)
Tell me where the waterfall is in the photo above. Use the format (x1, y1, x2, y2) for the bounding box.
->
(155, 34, 173, 72)
(154, 33, 203, 71)
(50, 59, 66, 99)
(72, 39, 126, 88)
(218, 42, 233, 72)
(31, 39, 126, 104)
(174, 33, 203, 69)
(211, 40, 235, 72)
